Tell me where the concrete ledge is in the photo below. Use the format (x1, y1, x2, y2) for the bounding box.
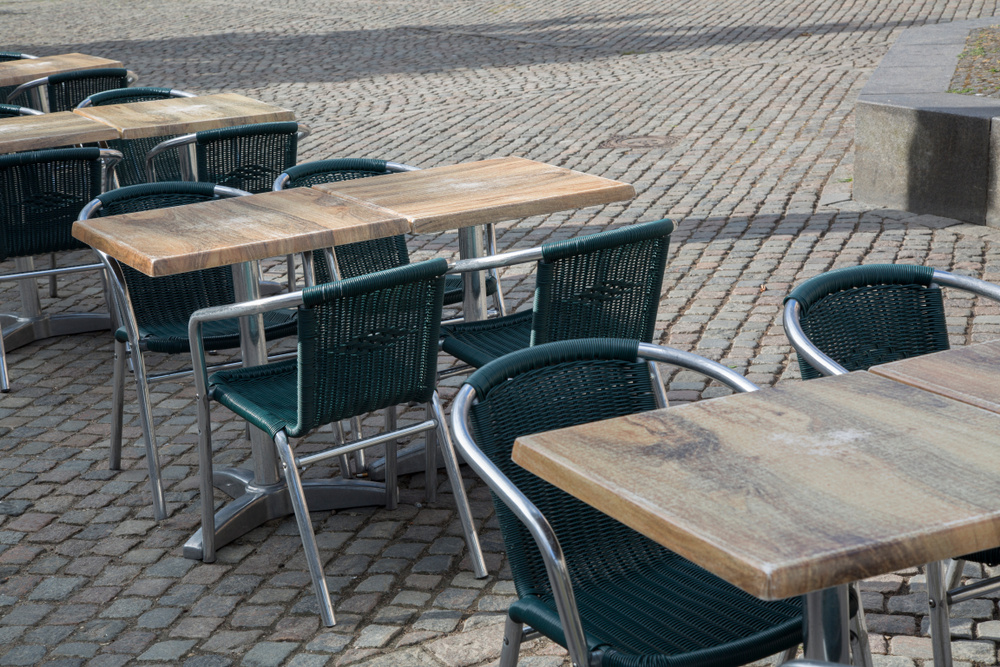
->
(855, 18, 1000, 226)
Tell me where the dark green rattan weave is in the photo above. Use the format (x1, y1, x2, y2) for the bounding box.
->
(95, 182, 297, 354)
(441, 218, 674, 368)
(208, 259, 447, 438)
(785, 263, 1000, 566)
(281, 158, 496, 305)
(0, 148, 105, 261)
(196, 122, 299, 194)
(11, 68, 131, 112)
(464, 339, 802, 667)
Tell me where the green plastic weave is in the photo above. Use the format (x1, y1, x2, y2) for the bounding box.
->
(282, 158, 495, 304)
(0, 148, 105, 261)
(785, 264, 948, 380)
(196, 122, 299, 194)
(209, 259, 447, 438)
(39, 68, 131, 112)
(464, 339, 802, 667)
(95, 182, 297, 354)
(441, 218, 674, 367)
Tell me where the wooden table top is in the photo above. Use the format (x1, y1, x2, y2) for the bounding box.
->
(512, 371, 1000, 601)
(72, 188, 410, 277)
(312, 156, 636, 233)
(73, 93, 295, 140)
(870, 339, 1000, 414)
(0, 112, 120, 154)
(0, 53, 123, 88)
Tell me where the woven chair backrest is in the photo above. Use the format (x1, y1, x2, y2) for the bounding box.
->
(464, 339, 661, 602)
(282, 158, 410, 283)
(786, 264, 949, 380)
(85, 87, 174, 106)
(287, 259, 447, 437)
(0, 147, 104, 261)
(94, 183, 236, 329)
(531, 218, 674, 347)
(195, 122, 299, 194)
(45, 68, 130, 112)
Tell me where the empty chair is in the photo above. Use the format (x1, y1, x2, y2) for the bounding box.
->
(0, 103, 43, 118)
(6, 67, 138, 111)
(450, 338, 810, 667)
(188, 259, 486, 626)
(441, 218, 673, 369)
(75, 86, 197, 186)
(274, 158, 505, 311)
(783, 263, 1000, 667)
(0, 52, 37, 102)
(0, 147, 122, 392)
(79, 182, 299, 520)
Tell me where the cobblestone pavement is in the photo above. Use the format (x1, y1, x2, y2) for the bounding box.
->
(4, 0, 1000, 665)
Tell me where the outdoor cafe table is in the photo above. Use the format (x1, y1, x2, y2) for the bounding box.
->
(0, 53, 122, 90)
(0, 111, 119, 153)
(511, 371, 1000, 664)
(70, 157, 634, 551)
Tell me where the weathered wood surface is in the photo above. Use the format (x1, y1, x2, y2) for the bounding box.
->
(312, 156, 636, 233)
(870, 339, 1000, 414)
(512, 371, 1000, 600)
(73, 93, 294, 140)
(72, 189, 410, 277)
(0, 53, 122, 88)
(0, 112, 119, 153)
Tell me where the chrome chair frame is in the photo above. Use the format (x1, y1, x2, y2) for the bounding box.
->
(783, 267, 1000, 667)
(0, 105, 43, 117)
(0, 148, 122, 392)
(74, 87, 195, 108)
(187, 280, 487, 627)
(6, 70, 139, 110)
(79, 184, 267, 521)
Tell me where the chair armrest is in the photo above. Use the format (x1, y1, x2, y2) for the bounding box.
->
(448, 246, 544, 274)
(450, 384, 591, 667)
(145, 133, 197, 182)
(637, 342, 760, 393)
(932, 269, 1000, 303)
(98, 149, 124, 192)
(125, 71, 139, 86)
(5, 76, 45, 104)
(782, 299, 849, 376)
(296, 124, 311, 141)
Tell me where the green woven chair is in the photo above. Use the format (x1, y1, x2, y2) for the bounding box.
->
(783, 263, 1000, 667)
(188, 259, 486, 626)
(440, 218, 674, 370)
(0, 52, 36, 102)
(0, 147, 121, 392)
(80, 181, 299, 521)
(450, 338, 808, 667)
(0, 103, 43, 119)
(75, 87, 197, 187)
(274, 158, 505, 314)
(6, 67, 138, 111)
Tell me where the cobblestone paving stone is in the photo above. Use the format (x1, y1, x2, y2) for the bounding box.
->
(3, 0, 1000, 664)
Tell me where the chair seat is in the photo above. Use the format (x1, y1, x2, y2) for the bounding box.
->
(442, 273, 498, 307)
(961, 547, 1000, 567)
(509, 547, 802, 667)
(115, 308, 298, 354)
(208, 359, 299, 437)
(440, 310, 533, 367)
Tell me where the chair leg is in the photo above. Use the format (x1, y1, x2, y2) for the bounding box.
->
(485, 223, 507, 317)
(110, 339, 126, 470)
(48, 252, 57, 297)
(424, 402, 438, 504)
(128, 343, 167, 520)
(849, 582, 873, 667)
(0, 321, 8, 393)
(274, 430, 336, 627)
(927, 560, 954, 667)
(946, 558, 967, 590)
(499, 616, 524, 667)
(432, 392, 487, 578)
(384, 406, 398, 510)
(331, 422, 352, 480)
(775, 646, 799, 665)
(351, 416, 366, 471)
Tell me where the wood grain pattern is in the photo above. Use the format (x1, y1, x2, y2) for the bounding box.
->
(72, 190, 410, 277)
(312, 156, 636, 233)
(0, 112, 119, 153)
(0, 53, 122, 88)
(870, 339, 1000, 414)
(73, 93, 294, 139)
(512, 372, 1000, 600)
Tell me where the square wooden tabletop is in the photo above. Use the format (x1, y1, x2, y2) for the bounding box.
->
(73, 93, 295, 140)
(0, 112, 119, 154)
(0, 53, 123, 88)
(72, 188, 410, 277)
(512, 371, 1000, 601)
(311, 156, 637, 233)
(870, 339, 1000, 414)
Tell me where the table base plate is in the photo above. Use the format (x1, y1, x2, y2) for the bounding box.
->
(1, 312, 112, 350)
